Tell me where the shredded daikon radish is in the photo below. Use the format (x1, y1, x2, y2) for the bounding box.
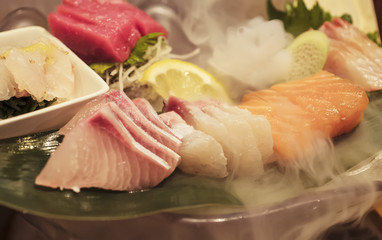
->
(109, 36, 172, 91)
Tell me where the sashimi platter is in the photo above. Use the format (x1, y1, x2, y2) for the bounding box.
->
(1, 0, 382, 238)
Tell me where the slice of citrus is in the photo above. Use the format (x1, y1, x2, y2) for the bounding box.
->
(140, 59, 232, 103)
(286, 30, 329, 81)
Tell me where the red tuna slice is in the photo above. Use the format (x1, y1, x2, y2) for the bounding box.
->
(132, 98, 178, 138)
(48, 0, 167, 64)
(60, 0, 165, 36)
(48, 13, 140, 63)
(108, 102, 180, 168)
(319, 18, 382, 91)
(35, 103, 173, 192)
(60, 90, 182, 153)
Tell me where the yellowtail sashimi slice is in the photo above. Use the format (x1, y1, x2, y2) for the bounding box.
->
(109, 102, 180, 168)
(60, 90, 181, 153)
(35, 103, 172, 192)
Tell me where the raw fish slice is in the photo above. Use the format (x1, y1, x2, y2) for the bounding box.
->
(44, 42, 75, 100)
(165, 97, 235, 170)
(59, 90, 127, 134)
(35, 104, 172, 192)
(240, 89, 321, 161)
(133, 98, 178, 138)
(3, 48, 47, 102)
(62, 0, 164, 37)
(49, 7, 141, 63)
(191, 98, 273, 161)
(319, 18, 382, 91)
(201, 105, 263, 176)
(160, 111, 228, 178)
(165, 96, 264, 177)
(60, 90, 181, 153)
(0, 40, 75, 102)
(240, 70, 369, 162)
(0, 63, 17, 101)
(271, 71, 368, 136)
(109, 102, 180, 168)
(218, 105, 274, 162)
(49, 0, 167, 63)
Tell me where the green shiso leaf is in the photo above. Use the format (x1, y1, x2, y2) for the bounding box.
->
(89, 63, 115, 75)
(267, 0, 352, 37)
(125, 32, 163, 66)
(89, 32, 164, 75)
(367, 31, 382, 47)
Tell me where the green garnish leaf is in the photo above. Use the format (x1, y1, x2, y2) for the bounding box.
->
(125, 32, 163, 66)
(267, 0, 352, 37)
(89, 32, 164, 77)
(367, 31, 382, 47)
(89, 63, 115, 75)
(0, 97, 56, 119)
(310, 2, 332, 29)
(340, 13, 353, 24)
(266, 0, 286, 22)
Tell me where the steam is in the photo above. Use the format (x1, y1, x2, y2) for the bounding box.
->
(145, 0, 382, 238)
(174, 0, 293, 101)
(225, 99, 382, 239)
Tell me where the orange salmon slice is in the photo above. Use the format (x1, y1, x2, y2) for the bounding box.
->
(239, 71, 369, 162)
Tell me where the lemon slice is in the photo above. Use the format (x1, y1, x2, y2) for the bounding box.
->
(140, 59, 232, 103)
(286, 30, 329, 81)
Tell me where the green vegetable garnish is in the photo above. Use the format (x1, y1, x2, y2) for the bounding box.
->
(89, 32, 164, 75)
(367, 31, 382, 47)
(89, 63, 115, 75)
(0, 97, 56, 119)
(267, 0, 352, 37)
(125, 32, 164, 66)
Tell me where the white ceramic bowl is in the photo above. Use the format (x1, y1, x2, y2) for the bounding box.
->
(0, 26, 109, 139)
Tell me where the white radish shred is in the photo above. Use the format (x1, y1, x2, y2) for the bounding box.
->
(109, 36, 172, 91)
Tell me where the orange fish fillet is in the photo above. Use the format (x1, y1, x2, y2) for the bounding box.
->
(239, 71, 369, 161)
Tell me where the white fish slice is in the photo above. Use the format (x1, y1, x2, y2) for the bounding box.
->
(320, 18, 382, 91)
(0, 63, 17, 101)
(3, 48, 47, 102)
(165, 96, 265, 177)
(219, 105, 274, 162)
(44, 42, 75, 100)
(201, 105, 264, 177)
(160, 111, 228, 178)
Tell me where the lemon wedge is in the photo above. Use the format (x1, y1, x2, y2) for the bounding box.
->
(286, 30, 329, 81)
(140, 59, 232, 103)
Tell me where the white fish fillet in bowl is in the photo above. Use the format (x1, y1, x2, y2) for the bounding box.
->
(0, 26, 109, 139)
